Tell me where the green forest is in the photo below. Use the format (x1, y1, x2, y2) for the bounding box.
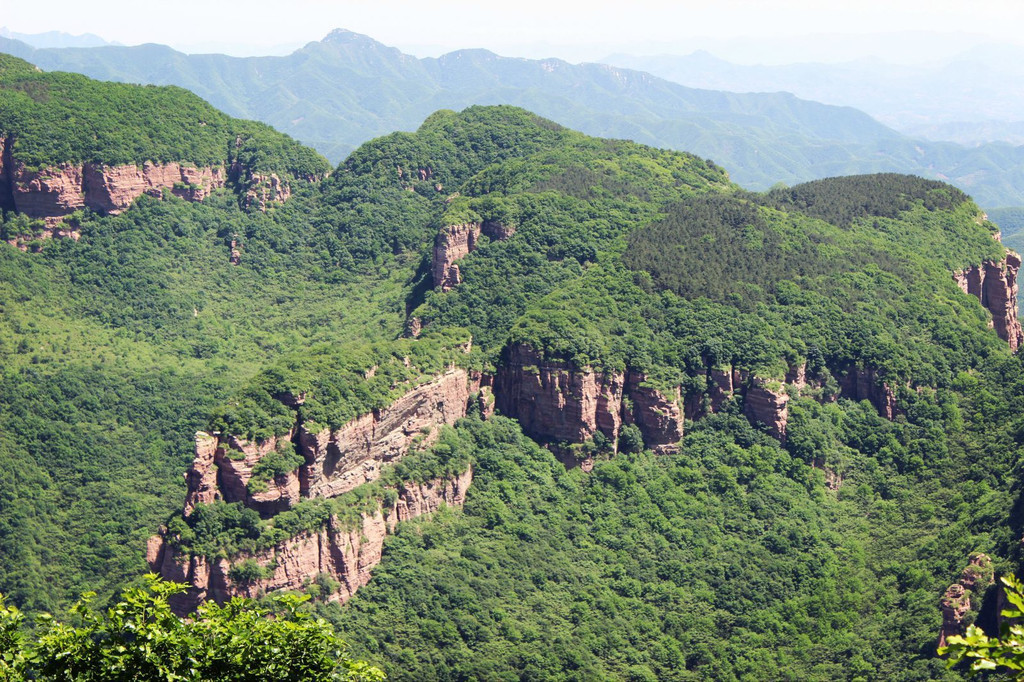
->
(1, 62, 1023, 680)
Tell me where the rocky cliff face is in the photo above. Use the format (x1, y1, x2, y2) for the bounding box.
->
(0, 136, 320, 246)
(150, 468, 472, 613)
(184, 430, 301, 517)
(240, 172, 291, 211)
(432, 220, 515, 291)
(743, 379, 790, 441)
(838, 367, 898, 420)
(433, 222, 480, 291)
(938, 554, 994, 650)
(0, 152, 227, 229)
(182, 369, 471, 517)
(494, 345, 684, 453)
(493, 345, 919, 449)
(298, 369, 470, 499)
(954, 253, 1024, 351)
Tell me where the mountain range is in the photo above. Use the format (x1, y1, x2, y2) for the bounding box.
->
(4, 29, 1024, 208)
(608, 46, 1024, 146)
(3, 51, 1024, 678)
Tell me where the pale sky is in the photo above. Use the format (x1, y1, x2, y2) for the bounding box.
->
(5, 0, 1024, 63)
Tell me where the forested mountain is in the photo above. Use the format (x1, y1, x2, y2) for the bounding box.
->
(3, 61, 1024, 680)
(5, 30, 1024, 207)
(607, 47, 1024, 145)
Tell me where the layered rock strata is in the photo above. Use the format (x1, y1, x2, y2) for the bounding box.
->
(182, 368, 471, 517)
(954, 253, 1024, 351)
(494, 345, 916, 449)
(150, 468, 472, 613)
(0, 136, 320, 245)
(493, 345, 684, 454)
(432, 220, 515, 291)
(0, 155, 227, 228)
(298, 369, 470, 499)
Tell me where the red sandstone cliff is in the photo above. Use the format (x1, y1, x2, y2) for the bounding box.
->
(433, 222, 480, 291)
(954, 253, 1024, 351)
(184, 431, 302, 518)
(432, 220, 515, 291)
(151, 468, 472, 613)
(298, 369, 470, 499)
(492, 345, 916, 449)
(838, 367, 898, 420)
(742, 379, 790, 441)
(183, 369, 471, 516)
(938, 554, 994, 650)
(494, 345, 684, 454)
(0, 135, 321, 246)
(1, 157, 227, 229)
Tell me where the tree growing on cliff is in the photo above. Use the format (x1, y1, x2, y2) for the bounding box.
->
(0, 575, 385, 681)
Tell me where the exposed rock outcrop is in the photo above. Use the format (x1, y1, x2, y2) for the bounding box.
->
(241, 172, 291, 211)
(152, 468, 472, 613)
(298, 369, 470, 499)
(938, 553, 994, 650)
(494, 345, 683, 453)
(954, 253, 1024, 351)
(743, 379, 790, 441)
(183, 430, 300, 517)
(433, 222, 479, 291)
(492, 345, 913, 448)
(0, 155, 227, 230)
(182, 369, 471, 516)
(432, 220, 516, 291)
(838, 367, 898, 420)
(624, 373, 685, 454)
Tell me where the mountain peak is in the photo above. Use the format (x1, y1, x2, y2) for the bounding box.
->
(321, 29, 382, 46)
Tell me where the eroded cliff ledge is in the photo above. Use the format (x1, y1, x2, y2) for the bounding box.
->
(1, 134, 318, 247)
(494, 345, 684, 453)
(953, 252, 1024, 351)
(0, 154, 225, 227)
(155, 365, 476, 611)
(150, 468, 472, 614)
(182, 368, 471, 517)
(938, 553, 994, 650)
(495, 344, 911, 450)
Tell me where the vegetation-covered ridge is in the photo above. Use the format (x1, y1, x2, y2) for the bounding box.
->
(0, 53, 329, 175)
(12, 30, 1024, 206)
(207, 327, 474, 441)
(4, 104, 1024, 680)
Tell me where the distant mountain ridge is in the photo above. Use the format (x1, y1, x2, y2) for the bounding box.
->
(5, 29, 1024, 207)
(606, 47, 1024, 144)
(0, 27, 117, 49)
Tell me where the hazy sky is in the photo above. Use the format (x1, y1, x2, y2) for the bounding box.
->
(5, 0, 1024, 63)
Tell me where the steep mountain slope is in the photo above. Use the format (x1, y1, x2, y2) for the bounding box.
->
(3, 60, 1024, 678)
(134, 107, 1024, 679)
(0, 53, 329, 242)
(5, 31, 1024, 207)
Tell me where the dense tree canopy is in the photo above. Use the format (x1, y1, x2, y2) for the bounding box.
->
(2, 90, 1023, 681)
